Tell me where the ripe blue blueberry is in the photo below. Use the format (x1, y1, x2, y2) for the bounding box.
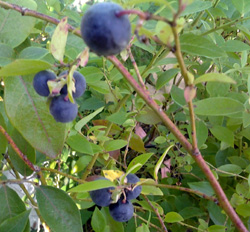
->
(49, 95, 78, 123)
(33, 70, 56, 96)
(89, 177, 115, 207)
(59, 71, 86, 98)
(109, 199, 134, 222)
(125, 173, 142, 200)
(81, 2, 131, 56)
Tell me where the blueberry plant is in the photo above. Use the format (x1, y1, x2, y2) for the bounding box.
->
(1, 0, 250, 232)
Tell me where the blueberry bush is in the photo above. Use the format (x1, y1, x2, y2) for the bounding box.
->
(1, 0, 250, 231)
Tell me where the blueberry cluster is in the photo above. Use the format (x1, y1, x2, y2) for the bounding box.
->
(80, 2, 131, 56)
(33, 70, 86, 123)
(89, 174, 142, 222)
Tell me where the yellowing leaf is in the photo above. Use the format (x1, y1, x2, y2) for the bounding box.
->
(102, 170, 124, 182)
(154, 145, 174, 182)
(77, 48, 89, 67)
(50, 17, 69, 62)
(67, 65, 77, 103)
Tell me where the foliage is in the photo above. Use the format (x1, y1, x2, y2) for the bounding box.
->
(1, 0, 250, 231)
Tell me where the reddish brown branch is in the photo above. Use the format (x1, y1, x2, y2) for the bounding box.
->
(0, 125, 39, 172)
(0, 2, 247, 231)
(0, 1, 80, 36)
(107, 56, 248, 232)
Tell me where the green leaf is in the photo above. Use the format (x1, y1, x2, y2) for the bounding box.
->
(188, 120, 208, 148)
(136, 200, 164, 215)
(80, 67, 103, 83)
(179, 207, 206, 220)
(194, 73, 236, 85)
(101, 207, 124, 232)
(0, 0, 37, 48)
(240, 126, 250, 140)
(67, 134, 95, 155)
(141, 185, 163, 196)
(136, 223, 150, 232)
(104, 140, 128, 152)
(8, 129, 36, 176)
(136, 107, 162, 124)
(188, 181, 215, 196)
(180, 34, 227, 58)
(0, 113, 8, 154)
(164, 212, 184, 223)
(128, 133, 145, 153)
(156, 69, 179, 90)
(88, 81, 110, 94)
(208, 225, 227, 232)
(0, 210, 30, 232)
(232, 0, 250, 15)
(171, 85, 186, 107)
(72, 155, 93, 173)
(68, 179, 115, 193)
(220, 40, 250, 52)
(19, 47, 49, 60)
(0, 186, 27, 223)
(4, 75, 67, 158)
(154, 145, 174, 182)
(75, 107, 104, 132)
(217, 164, 242, 177)
(181, 0, 212, 15)
(50, 17, 68, 62)
(127, 153, 154, 174)
(243, 111, 250, 128)
(210, 126, 234, 147)
(36, 186, 83, 232)
(194, 97, 244, 116)
(0, 43, 14, 66)
(0, 59, 52, 76)
(91, 207, 107, 232)
(207, 201, 227, 226)
(236, 203, 250, 217)
(106, 110, 127, 125)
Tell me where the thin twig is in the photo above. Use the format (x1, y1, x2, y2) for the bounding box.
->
(134, 213, 162, 231)
(142, 194, 168, 232)
(4, 156, 46, 224)
(127, 47, 146, 90)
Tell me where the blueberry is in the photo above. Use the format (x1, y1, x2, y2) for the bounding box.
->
(125, 174, 142, 200)
(59, 71, 86, 98)
(49, 95, 78, 123)
(89, 177, 115, 207)
(109, 199, 134, 222)
(81, 2, 131, 56)
(33, 70, 56, 96)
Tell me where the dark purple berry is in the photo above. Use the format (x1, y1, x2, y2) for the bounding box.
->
(33, 70, 56, 96)
(89, 177, 115, 207)
(125, 174, 142, 200)
(59, 71, 86, 98)
(49, 95, 78, 123)
(109, 199, 134, 222)
(80, 2, 131, 56)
